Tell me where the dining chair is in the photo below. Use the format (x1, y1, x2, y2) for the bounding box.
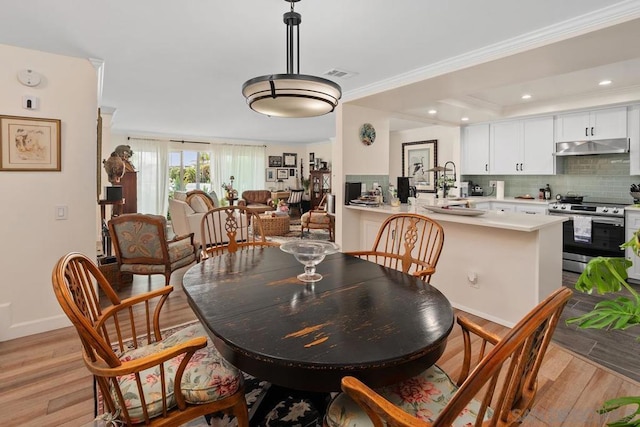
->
(324, 287, 572, 427)
(346, 213, 444, 283)
(52, 252, 249, 426)
(108, 213, 197, 286)
(287, 188, 305, 216)
(200, 205, 279, 258)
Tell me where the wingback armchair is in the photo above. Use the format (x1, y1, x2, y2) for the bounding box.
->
(108, 213, 197, 286)
(237, 190, 274, 214)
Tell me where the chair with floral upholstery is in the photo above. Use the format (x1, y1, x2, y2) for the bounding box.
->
(324, 287, 572, 427)
(108, 213, 197, 286)
(346, 213, 444, 283)
(51, 252, 249, 426)
(300, 195, 334, 240)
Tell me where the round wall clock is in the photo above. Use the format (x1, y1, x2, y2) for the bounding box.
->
(359, 123, 376, 146)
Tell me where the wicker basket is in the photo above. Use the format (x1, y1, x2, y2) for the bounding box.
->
(98, 257, 133, 289)
(258, 214, 290, 236)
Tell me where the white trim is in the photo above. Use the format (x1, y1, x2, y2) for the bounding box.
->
(344, 1, 640, 102)
(0, 303, 71, 342)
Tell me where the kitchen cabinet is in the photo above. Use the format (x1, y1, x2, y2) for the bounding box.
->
(625, 210, 640, 281)
(555, 106, 627, 142)
(490, 117, 555, 175)
(461, 124, 490, 175)
(491, 202, 516, 212)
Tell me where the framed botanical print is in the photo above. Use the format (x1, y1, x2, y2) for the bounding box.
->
(266, 168, 276, 182)
(0, 115, 61, 171)
(276, 168, 289, 180)
(283, 152, 297, 167)
(401, 140, 437, 192)
(269, 155, 282, 167)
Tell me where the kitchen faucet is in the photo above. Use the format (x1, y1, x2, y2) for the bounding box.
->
(442, 161, 457, 198)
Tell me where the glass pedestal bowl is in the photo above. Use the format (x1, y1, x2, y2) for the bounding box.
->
(280, 240, 340, 282)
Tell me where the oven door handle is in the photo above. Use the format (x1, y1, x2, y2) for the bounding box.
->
(570, 216, 624, 226)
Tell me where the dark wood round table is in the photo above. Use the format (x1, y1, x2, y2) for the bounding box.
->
(182, 247, 454, 392)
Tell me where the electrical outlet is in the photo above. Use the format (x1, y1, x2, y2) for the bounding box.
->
(489, 180, 497, 188)
(467, 272, 479, 288)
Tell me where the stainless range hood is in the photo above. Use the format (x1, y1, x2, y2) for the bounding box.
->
(554, 138, 629, 156)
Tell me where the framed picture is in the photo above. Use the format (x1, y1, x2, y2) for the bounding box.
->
(276, 168, 289, 180)
(289, 168, 295, 177)
(0, 115, 61, 171)
(269, 155, 282, 167)
(266, 168, 276, 182)
(283, 152, 297, 167)
(402, 140, 438, 192)
(309, 152, 315, 163)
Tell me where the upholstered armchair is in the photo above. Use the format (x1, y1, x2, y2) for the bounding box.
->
(237, 190, 274, 214)
(300, 195, 334, 240)
(108, 213, 197, 286)
(169, 190, 220, 249)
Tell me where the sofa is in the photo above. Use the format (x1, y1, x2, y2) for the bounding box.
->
(237, 190, 275, 214)
(168, 190, 247, 249)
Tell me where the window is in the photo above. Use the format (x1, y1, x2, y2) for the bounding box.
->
(169, 151, 211, 195)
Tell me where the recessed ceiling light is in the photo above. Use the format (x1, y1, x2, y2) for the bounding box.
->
(428, 109, 437, 115)
(521, 94, 532, 100)
(461, 117, 469, 122)
(599, 80, 612, 86)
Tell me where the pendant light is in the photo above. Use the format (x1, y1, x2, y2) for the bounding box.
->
(242, 0, 342, 118)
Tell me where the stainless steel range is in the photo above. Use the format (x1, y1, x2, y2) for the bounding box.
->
(547, 201, 627, 273)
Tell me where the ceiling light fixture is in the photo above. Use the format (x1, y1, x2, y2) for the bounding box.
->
(521, 94, 532, 100)
(461, 117, 469, 122)
(599, 80, 612, 86)
(242, 0, 342, 118)
(428, 109, 437, 114)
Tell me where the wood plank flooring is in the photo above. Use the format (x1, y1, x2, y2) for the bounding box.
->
(1, 265, 639, 426)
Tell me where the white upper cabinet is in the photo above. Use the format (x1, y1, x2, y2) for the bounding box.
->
(555, 106, 627, 142)
(490, 116, 555, 175)
(461, 124, 490, 175)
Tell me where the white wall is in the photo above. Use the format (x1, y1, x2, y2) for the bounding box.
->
(0, 44, 98, 341)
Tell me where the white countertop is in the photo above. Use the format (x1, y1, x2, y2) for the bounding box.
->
(345, 202, 566, 232)
(463, 196, 550, 206)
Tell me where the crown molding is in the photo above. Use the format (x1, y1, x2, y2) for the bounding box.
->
(344, 1, 640, 103)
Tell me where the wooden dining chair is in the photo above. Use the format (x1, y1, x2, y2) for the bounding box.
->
(324, 287, 572, 427)
(108, 213, 197, 286)
(52, 252, 249, 426)
(286, 188, 305, 216)
(346, 213, 444, 283)
(200, 205, 279, 259)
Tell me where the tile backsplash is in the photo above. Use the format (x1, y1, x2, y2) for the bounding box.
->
(345, 174, 389, 194)
(463, 154, 637, 203)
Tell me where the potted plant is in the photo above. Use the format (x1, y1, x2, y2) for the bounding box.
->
(567, 229, 640, 425)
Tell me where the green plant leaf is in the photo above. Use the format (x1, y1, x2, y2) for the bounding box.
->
(566, 297, 640, 331)
(575, 257, 630, 294)
(599, 396, 640, 426)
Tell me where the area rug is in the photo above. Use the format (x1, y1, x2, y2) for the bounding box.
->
(266, 221, 332, 244)
(94, 320, 273, 427)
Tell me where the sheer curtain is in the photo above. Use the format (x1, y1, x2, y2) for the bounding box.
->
(129, 139, 170, 216)
(210, 144, 265, 196)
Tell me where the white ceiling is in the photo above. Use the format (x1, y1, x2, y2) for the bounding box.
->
(2, 0, 640, 143)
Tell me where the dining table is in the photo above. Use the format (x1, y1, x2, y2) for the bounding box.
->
(182, 246, 454, 393)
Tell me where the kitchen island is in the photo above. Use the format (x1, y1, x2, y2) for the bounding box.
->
(340, 203, 567, 326)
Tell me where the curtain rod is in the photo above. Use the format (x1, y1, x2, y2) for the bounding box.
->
(128, 136, 266, 148)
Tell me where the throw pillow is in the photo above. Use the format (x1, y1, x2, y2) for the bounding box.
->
(188, 195, 210, 213)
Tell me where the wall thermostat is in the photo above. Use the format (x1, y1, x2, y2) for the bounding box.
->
(17, 69, 42, 87)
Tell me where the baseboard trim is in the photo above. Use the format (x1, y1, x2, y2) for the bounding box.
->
(0, 306, 71, 342)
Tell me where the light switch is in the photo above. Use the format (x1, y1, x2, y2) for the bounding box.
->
(55, 205, 68, 220)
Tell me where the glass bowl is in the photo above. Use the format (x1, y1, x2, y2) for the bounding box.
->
(280, 240, 340, 282)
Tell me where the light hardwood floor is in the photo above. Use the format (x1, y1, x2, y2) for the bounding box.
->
(1, 264, 639, 426)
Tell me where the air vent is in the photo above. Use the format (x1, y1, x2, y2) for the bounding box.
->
(323, 68, 357, 79)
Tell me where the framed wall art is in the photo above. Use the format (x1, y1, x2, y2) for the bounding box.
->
(266, 168, 276, 182)
(283, 152, 297, 167)
(401, 140, 437, 192)
(0, 115, 61, 171)
(269, 155, 282, 167)
(276, 168, 289, 180)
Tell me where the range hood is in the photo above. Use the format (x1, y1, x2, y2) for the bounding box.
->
(554, 138, 629, 156)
